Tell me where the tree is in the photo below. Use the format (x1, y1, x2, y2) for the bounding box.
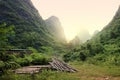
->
(79, 51, 86, 61)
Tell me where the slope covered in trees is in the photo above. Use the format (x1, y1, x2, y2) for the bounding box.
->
(0, 0, 50, 50)
(0, 0, 66, 52)
(63, 6, 120, 66)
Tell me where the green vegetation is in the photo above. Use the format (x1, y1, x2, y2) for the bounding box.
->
(0, 0, 67, 53)
(0, 0, 120, 80)
(0, 0, 66, 77)
(0, 51, 51, 74)
(0, 0, 48, 49)
(0, 22, 50, 74)
(63, 6, 120, 66)
(0, 23, 14, 49)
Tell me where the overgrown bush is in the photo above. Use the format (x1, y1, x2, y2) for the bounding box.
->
(31, 53, 50, 65)
(15, 58, 31, 66)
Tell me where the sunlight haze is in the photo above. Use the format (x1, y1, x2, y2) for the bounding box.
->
(31, 0, 120, 41)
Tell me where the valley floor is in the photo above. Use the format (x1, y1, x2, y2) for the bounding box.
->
(1, 63, 120, 80)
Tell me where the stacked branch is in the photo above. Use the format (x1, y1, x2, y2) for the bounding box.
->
(49, 58, 78, 72)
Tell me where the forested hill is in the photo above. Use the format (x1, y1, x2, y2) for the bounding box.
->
(63, 6, 120, 65)
(0, 0, 66, 51)
(91, 6, 120, 47)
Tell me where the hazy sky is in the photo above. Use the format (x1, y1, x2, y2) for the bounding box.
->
(31, 0, 120, 41)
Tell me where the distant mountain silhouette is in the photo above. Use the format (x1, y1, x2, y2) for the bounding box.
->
(45, 16, 66, 43)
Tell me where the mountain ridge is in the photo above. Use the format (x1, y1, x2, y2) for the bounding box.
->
(0, 0, 66, 52)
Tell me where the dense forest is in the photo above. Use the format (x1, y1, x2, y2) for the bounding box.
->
(0, 0, 120, 80)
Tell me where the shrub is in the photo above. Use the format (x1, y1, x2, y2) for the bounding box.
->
(16, 58, 31, 66)
(31, 55, 49, 65)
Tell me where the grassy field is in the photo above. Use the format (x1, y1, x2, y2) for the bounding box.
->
(1, 63, 120, 80)
(68, 62, 120, 80)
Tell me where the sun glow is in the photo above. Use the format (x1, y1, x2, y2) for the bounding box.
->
(31, 0, 120, 42)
